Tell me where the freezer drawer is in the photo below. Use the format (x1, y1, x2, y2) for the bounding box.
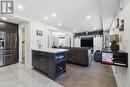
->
(4, 54, 16, 65)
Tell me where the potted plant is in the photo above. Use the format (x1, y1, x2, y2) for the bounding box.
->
(110, 40, 119, 51)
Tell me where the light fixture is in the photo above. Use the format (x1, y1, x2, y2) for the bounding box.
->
(86, 16, 91, 20)
(1, 17, 7, 20)
(94, 27, 97, 30)
(52, 13, 56, 18)
(44, 16, 48, 20)
(17, 4, 23, 10)
(58, 23, 62, 26)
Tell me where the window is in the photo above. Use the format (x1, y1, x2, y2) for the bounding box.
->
(59, 37, 65, 47)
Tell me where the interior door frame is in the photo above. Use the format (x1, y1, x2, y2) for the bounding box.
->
(19, 25, 25, 63)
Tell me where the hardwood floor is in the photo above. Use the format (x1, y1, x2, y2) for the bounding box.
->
(56, 62, 117, 87)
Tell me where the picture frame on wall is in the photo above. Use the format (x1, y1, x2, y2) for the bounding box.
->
(119, 20, 124, 31)
(116, 18, 119, 29)
(36, 30, 42, 36)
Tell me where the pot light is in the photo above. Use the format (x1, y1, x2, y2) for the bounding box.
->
(1, 17, 7, 20)
(58, 23, 62, 26)
(52, 13, 56, 17)
(86, 16, 91, 20)
(17, 4, 23, 10)
(44, 16, 48, 20)
(94, 27, 97, 30)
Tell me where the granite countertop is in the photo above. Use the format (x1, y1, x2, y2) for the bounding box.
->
(32, 48, 69, 53)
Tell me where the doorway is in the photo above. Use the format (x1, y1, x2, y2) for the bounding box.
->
(19, 26, 25, 64)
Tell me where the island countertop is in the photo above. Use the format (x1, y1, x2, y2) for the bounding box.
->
(32, 48, 69, 53)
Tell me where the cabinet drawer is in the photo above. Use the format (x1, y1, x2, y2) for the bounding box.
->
(32, 56, 39, 60)
(39, 52, 49, 58)
(39, 59, 48, 67)
(39, 63, 48, 70)
(32, 51, 40, 57)
(39, 58, 48, 62)
(32, 61, 39, 66)
(39, 65, 48, 73)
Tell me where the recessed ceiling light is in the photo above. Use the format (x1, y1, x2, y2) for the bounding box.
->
(1, 17, 7, 20)
(94, 27, 97, 30)
(58, 23, 62, 26)
(86, 16, 91, 20)
(52, 13, 56, 17)
(17, 4, 23, 10)
(44, 16, 48, 20)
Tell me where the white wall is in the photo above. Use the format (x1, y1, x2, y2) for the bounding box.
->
(71, 34, 74, 47)
(109, 0, 130, 86)
(94, 36, 102, 52)
(30, 21, 48, 50)
(65, 34, 70, 47)
(18, 19, 74, 68)
(74, 37, 81, 47)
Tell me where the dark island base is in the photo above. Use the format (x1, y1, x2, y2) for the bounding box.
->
(32, 50, 66, 80)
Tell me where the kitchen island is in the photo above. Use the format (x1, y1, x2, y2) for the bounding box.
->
(32, 49, 68, 80)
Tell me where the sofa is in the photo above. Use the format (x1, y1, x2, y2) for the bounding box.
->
(62, 47, 92, 66)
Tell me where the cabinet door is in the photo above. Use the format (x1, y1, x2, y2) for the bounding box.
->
(32, 51, 40, 67)
(39, 52, 49, 59)
(39, 52, 49, 73)
(32, 51, 40, 58)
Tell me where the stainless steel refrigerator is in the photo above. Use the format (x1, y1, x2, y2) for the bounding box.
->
(0, 32, 18, 66)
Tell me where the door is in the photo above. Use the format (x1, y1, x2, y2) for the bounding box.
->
(22, 28, 25, 64)
(9, 33, 18, 63)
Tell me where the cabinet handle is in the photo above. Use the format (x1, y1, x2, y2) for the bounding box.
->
(40, 53, 45, 55)
(40, 59, 45, 62)
(40, 66, 46, 70)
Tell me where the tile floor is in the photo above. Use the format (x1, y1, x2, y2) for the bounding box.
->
(0, 63, 63, 87)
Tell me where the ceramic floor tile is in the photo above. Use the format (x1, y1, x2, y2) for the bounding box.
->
(0, 63, 63, 87)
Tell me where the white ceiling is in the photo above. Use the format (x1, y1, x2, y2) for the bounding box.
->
(13, 0, 119, 32)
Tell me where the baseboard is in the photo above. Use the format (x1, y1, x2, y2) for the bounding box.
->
(111, 66, 122, 87)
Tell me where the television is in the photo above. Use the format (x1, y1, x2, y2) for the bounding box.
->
(81, 37, 93, 48)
